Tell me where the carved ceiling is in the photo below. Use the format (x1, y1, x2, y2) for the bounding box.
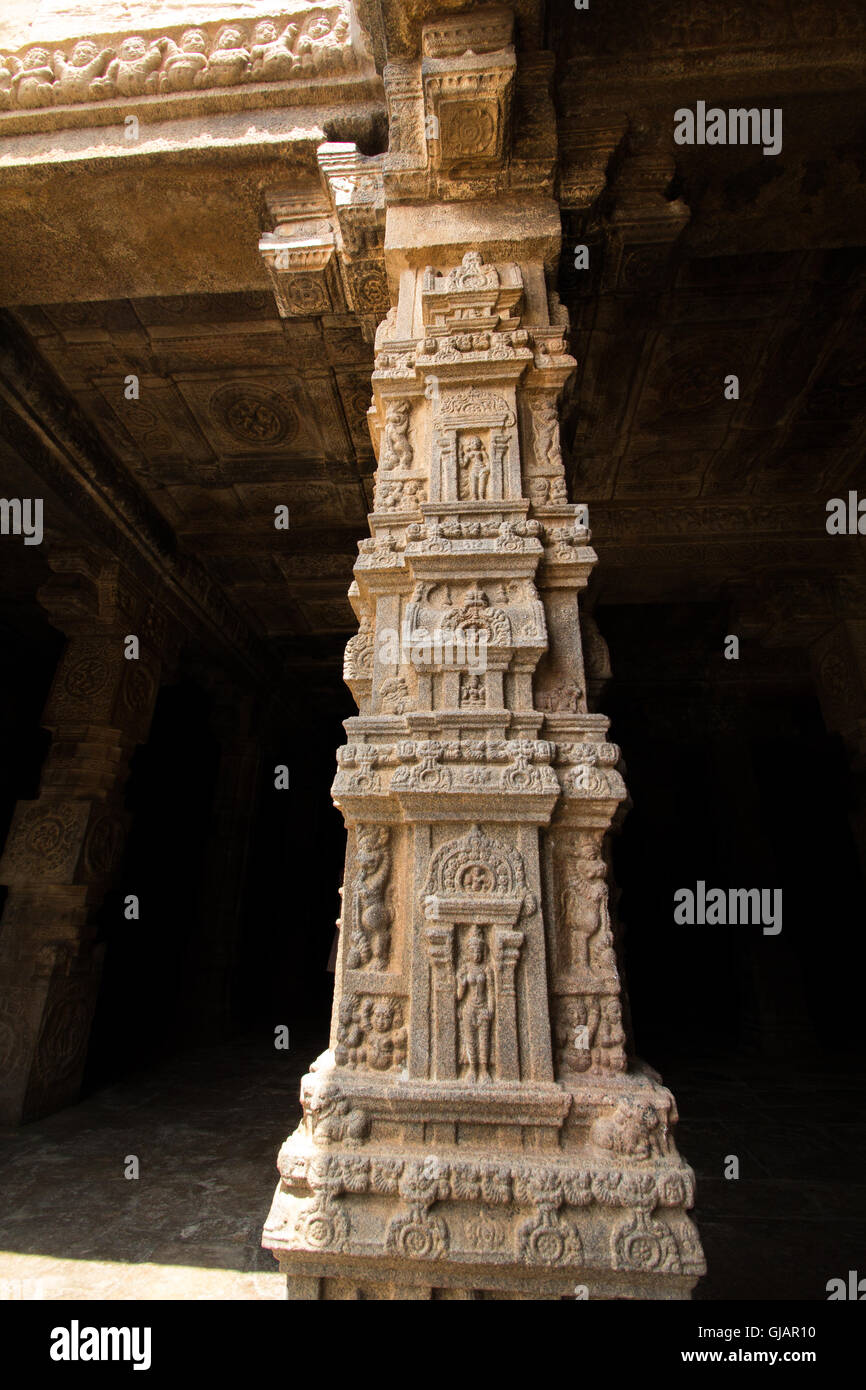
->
(11, 292, 373, 641)
(559, 242, 866, 602)
(0, 0, 863, 691)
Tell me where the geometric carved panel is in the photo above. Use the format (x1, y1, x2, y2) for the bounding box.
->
(92, 378, 213, 462)
(173, 373, 310, 457)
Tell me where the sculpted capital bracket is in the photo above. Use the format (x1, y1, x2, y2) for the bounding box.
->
(380, 8, 556, 206)
(258, 142, 389, 338)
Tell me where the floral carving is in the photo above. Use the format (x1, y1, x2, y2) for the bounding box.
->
(445, 251, 499, 291)
(3, 803, 83, 877)
(84, 814, 124, 878)
(343, 615, 374, 681)
(35, 992, 92, 1084)
(294, 1191, 350, 1253)
(385, 1160, 450, 1259)
(612, 1210, 682, 1274)
(210, 384, 295, 446)
(517, 1208, 584, 1266)
(466, 1206, 507, 1252)
(425, 825, 532, 909)
(62, 654, 111, 700)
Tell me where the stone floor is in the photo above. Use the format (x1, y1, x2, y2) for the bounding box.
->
(0, 1034, 308, 1301)
(0, 1034, 862, 1300)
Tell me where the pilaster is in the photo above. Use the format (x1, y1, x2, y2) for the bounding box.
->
(0, 547, 170, 1122)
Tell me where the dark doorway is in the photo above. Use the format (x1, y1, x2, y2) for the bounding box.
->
(83, 679, 220, 1089)
(597, 600, 866, 1063)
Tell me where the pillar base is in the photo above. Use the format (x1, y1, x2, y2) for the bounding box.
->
(263, 1053, 704, 1302)
(279, 1260, 699, 1300)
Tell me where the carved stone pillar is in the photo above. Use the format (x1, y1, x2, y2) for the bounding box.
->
(0, 548, 166, 1123)
(491, 927, 524, 1081)
(263, 9, 703, 1300)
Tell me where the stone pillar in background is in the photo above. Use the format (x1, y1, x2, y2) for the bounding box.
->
(0, 547, 166, 1123)
(262, 9, 703, 1300)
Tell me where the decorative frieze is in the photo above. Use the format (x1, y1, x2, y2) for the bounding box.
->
(0, 5, 360, 114)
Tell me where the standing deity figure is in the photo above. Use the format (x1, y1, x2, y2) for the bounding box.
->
(561, 838, 611, 972)
(348, 826, 393, 969)
(456, 929, 495, 1083)
(334, 994, 367, 1066)
(459, 434, 490, 500)
(594, 997, 626, 1070)
(531, 398, 563, 471)
(380, 400, 413, 470)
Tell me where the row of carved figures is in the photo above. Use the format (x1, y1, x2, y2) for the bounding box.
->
(0, 14, 351, 109)
(346, 826, 619, 978)
(334, 979, 627, 1084)
(378, 398, 565, 484)
(336, 930, 501, 1084)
